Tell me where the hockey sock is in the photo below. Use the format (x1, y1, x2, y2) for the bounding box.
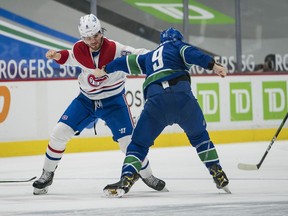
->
(194, 140, 220, 168)
(121, 154, 142, 177)
(43, 122, 74, 171)
(139, 157, 153, 178)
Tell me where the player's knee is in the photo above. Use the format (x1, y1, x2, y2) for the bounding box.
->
(127, 143, 148, 161)
(117, 135, 132, 153)
(188, 130, 210, 147)
(50, 122, 74, 148)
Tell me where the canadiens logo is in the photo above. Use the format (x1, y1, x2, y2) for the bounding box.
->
(87, 74, 108, 87)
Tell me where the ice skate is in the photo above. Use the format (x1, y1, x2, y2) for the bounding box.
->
(141, 175, 168, 192)
(210, 164, 231, 194)
(103, 173, 139, 198)
(33, 170, 54, 195)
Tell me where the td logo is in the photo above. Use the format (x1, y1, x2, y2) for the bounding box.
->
(230, 82, 252, 121)
(197, 83, 219, 122)
(125, 0, 234, 24)
(262, 81, 287, 119)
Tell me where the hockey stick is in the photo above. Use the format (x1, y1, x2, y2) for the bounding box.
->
(0, 176, 36, 183)
(238, 112, 288, 170)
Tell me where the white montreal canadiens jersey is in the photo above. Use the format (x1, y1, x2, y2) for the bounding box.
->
(56, 37, 148, 100)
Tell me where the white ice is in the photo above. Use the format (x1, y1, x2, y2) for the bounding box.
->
(0, 140, 288, 216)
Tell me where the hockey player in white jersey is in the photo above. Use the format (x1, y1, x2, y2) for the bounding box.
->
(32, 14, 166, 195)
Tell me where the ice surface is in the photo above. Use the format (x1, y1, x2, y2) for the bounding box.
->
(0, 141, 287, 215)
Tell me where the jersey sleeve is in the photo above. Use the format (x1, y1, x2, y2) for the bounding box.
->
(179, 43, 214, 70)
(105, 54, 145, 76)
(105, 56, 129, 74)
(54, 50, 69, 65)
(54, 50, 79, 66)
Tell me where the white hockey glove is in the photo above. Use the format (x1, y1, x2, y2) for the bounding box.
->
(213, 63, 227, 78)
(93, 68, 107, 78)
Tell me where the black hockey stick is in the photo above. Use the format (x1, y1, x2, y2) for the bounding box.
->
(0, 176, 36, 183)
(238, 112, 288, 170)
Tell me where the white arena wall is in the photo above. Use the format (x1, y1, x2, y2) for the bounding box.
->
(0, 0, 287, 157)
(1, 75, 287, 157)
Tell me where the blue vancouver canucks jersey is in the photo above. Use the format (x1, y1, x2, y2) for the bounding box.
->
(105, 40, 213, 94)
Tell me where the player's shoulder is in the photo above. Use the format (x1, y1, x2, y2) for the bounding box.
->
(174, 40, 189, 48)
(73, 40, 90, 52)
(105, 37, 138, 50)
(103, 37, 119, 46)
(74, 40, 86, 47)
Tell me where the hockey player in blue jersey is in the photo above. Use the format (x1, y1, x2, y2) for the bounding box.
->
(94, 27, 230, 197)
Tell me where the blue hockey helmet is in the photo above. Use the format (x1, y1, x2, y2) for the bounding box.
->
(160, 27, 184, 43)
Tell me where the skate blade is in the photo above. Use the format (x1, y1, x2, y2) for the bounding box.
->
(33, 187, 48, 195)
(103, 188, 125, 198)
(160, 187, 169, 192)
(222, 186, 231, 194)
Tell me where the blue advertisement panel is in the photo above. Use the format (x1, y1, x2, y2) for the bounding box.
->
(0, 8, 81, 82)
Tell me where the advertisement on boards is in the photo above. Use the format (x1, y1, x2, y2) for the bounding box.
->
(0, 8, 287, 146)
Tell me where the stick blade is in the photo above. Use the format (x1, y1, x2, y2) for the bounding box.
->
(0, 176, 37, 183)
(237, 163, 259, 170)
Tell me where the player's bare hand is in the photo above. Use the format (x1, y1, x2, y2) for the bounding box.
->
(45, 50, 60, 60)
(93, 68, 107, 78)
(213, 63, 227, 78)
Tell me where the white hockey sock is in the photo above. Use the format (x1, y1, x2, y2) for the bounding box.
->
(43, 122, 74, 172)
(139, 157, 153, 179)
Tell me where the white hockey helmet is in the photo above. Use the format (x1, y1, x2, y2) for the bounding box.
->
(78, 14, 102, 37)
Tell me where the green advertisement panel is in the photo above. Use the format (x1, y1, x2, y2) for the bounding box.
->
(124, 0, 234, 24)
(262, 81, 287, 119)
(197, 83, 219, 122)
(230, 82, 252, 121)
